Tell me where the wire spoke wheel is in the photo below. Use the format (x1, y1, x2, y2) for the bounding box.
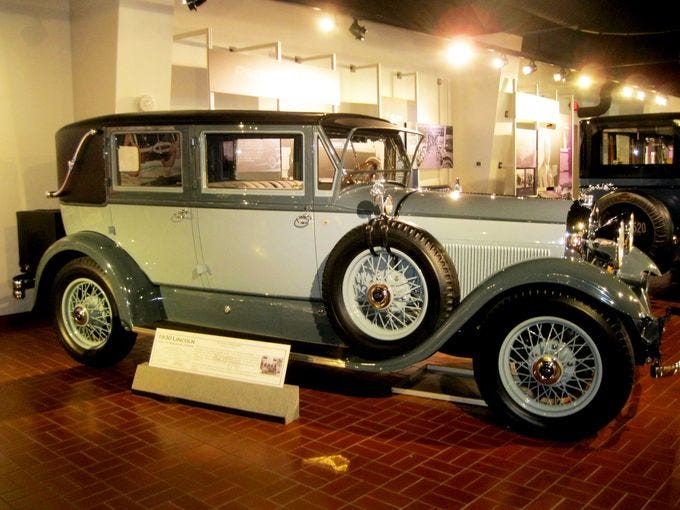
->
(323, 220, 459, 358)
(61, 277, 114, 350)
(51, 257, 137, 367)
(342, 248, 428, 340)
(499, 316, 602, 417)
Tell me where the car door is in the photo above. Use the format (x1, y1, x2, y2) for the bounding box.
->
(193, 126, 319, 299)
(106, 126, 204, 289)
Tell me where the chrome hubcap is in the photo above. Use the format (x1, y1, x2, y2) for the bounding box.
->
(367, 283, 391, 309)
(532, 355, 562, 385)
(72, 305, 88, 326)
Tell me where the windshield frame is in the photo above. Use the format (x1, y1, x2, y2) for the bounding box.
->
(320, 122, 424, 190)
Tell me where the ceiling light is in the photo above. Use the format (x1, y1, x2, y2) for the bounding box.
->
(636, 90, 646, 101)
(621, 86, 634, 98)
(446, 39, 474, 66)
(183, 0, 207, 10)
(521, 60, 537, 75)
(318, 15, 335, 32)
(491, 54, 508, 69)
(349, 18, 366, 40)
(655, 94, 668, 106)
(576, 74, 592, 89)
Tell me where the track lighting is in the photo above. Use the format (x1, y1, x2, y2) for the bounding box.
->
(349, 18, 366, 40)
(521, 60, 537, 76)
(183, 0, 207, 11)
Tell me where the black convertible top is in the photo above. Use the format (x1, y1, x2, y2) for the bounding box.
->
(62, 110, 395, 131)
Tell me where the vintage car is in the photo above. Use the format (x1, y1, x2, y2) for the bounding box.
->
(579, 112, 680, 272)
(12, 110, 677, 439)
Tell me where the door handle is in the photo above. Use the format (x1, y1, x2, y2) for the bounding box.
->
(294, 212, 312, 228)
(172, 208, 191, 222)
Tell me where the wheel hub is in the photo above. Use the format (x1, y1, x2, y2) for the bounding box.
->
(72, 305, 89, 326)
(367, 283, 391, 309)
(532, 355, 562, 385)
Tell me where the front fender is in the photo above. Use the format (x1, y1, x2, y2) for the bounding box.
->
(345, 257, 651, 372)
(35, 231, 164, 329)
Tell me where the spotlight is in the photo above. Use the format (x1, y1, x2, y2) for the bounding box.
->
(577, 74, 593, 89)
(318, 15, 335, 32)
(553, 67, 570, 82)
(183, 0, 207, 11)
(349, 18, 366, 40)
(491, 54, 508, 69)
(446, 39, 474, 66)
(521, 60, 537, 76)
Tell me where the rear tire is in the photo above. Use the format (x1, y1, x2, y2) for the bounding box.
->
(473, 288, 635, 439)
(51, 257, 136, 367)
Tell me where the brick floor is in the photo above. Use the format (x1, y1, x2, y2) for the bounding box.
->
(1, 298, 678, 509)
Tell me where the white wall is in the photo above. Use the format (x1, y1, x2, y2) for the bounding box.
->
(70, 0, 174, 118)
(115, 0, 174, 112)
(70, 0, 118, 119)
(0, 0, 74, 316)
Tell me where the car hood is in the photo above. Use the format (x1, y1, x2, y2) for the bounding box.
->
(396, 190, 574, 224)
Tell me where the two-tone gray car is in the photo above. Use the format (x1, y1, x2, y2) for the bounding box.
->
(13, 110, 677, 439)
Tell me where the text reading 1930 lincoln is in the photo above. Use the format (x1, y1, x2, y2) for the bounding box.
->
(13, 110, 679, 439)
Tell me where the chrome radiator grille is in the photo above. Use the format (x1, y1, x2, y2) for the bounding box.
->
(444, 243, 551, 298)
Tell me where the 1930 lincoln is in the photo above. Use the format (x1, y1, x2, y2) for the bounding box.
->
(12, 110, 678, 439)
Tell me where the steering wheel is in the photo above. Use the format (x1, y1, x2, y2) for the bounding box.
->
(341, 157, 383, 186)
(354, 157, 382, 183)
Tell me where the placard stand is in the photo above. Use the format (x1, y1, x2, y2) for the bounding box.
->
(132, 362, 300, 424)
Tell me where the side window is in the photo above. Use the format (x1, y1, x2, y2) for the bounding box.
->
(601, 127, 674, 166)
(317, 138, 336, 190)
(204, 133, 303, 191)
(113, 131, 182, 188)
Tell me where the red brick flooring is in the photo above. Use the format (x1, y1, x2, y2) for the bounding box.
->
(1, 301, 679, 509)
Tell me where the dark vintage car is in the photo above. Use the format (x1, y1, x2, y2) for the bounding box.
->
(12, 110, 677, 439)
(579, 112, 680, 272)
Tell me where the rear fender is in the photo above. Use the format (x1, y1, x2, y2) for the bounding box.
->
(34, 231, 164, 329)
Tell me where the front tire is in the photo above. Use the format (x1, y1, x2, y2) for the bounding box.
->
(473, 288, 635, 439)
(51, 257, 136, 367)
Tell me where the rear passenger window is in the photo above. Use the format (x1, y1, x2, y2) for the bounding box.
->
(203, 133, 303, 191)
(601, 127, 674, 166)
(112, 131, 182, 189)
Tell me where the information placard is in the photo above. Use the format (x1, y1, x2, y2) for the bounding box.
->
(149, 328, 290, 388)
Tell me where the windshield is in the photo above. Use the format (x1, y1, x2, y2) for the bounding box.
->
(323, 126, 423, 189)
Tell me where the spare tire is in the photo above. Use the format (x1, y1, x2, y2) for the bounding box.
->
(596, 191, 674, 270)
(322, 219, 460, 358)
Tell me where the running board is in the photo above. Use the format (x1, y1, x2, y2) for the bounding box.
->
(392, 363, 487, 407)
